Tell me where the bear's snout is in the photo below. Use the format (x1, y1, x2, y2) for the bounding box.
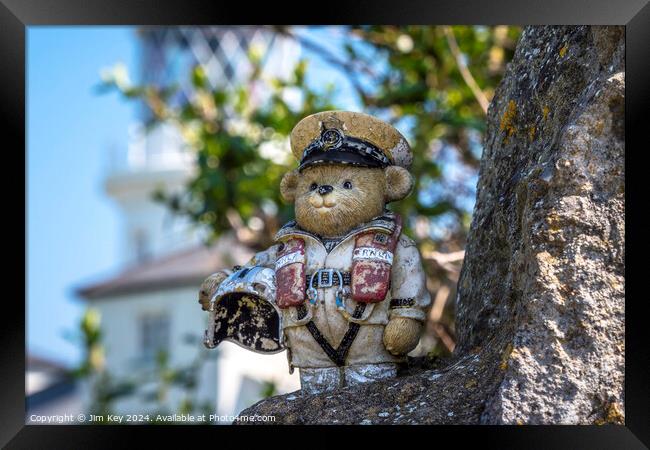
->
(308, 187, 337, 209)
(317, 185, 334, 196)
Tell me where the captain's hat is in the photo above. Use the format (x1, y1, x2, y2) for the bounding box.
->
(290, 111, 412, 172)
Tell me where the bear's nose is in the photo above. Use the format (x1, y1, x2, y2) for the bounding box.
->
(317, 185, 334, 196)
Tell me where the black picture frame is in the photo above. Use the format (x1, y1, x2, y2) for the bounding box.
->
(2, 0, 647, 447)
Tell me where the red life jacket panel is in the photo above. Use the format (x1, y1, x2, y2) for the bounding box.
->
(351, 214, 402, 303)
(275, 238, 306, 308)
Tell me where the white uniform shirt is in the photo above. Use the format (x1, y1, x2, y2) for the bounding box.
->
(244, 215, 431, 369)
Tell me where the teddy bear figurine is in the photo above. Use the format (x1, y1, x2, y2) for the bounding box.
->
(199, 111, 431, 395)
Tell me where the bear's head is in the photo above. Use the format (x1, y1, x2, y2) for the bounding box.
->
(279, 164, 413, 237)
(282, 110, 414, 238)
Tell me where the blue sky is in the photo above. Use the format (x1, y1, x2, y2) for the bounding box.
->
(27, 27, 139, 365)
(27, 26, 361, 367)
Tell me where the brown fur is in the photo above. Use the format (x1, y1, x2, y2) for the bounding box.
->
(383, 317, 423, 355)
(281, 164, 413, 237)
(384, 166, 414, 202)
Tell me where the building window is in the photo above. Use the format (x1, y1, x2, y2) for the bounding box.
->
(134, 229, 150, 263)
(140, 314, 170, 364)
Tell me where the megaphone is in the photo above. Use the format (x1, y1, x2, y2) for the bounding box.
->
(204, 266, 284, 354)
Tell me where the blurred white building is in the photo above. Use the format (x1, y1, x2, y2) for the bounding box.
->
(76, 26, 301, 420)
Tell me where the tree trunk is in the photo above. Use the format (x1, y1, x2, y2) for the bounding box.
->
(238, 25, 625, 425)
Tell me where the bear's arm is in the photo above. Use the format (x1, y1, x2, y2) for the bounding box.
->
(242, 244, 280, 269)
(198, 244, 280, 311)
(203, 244, 279, 286)
(388, 234, 431, 322)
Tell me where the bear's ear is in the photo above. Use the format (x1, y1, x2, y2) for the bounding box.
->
(280, 170, 300, 203)
(385, 166, 414, 202)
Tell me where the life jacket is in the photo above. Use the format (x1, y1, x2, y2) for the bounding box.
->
(275, 214, 402, 309)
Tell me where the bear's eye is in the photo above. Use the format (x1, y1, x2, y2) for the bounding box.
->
(343, 181, 353, 189)
(309, 183, 318, 191)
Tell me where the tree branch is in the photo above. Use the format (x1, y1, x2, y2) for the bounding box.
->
(442, 26, 490, 115)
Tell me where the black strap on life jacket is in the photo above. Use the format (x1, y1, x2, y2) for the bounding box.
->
(296, 303, 366, 367)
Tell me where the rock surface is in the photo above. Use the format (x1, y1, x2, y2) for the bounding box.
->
(237, 26, 625, 425)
